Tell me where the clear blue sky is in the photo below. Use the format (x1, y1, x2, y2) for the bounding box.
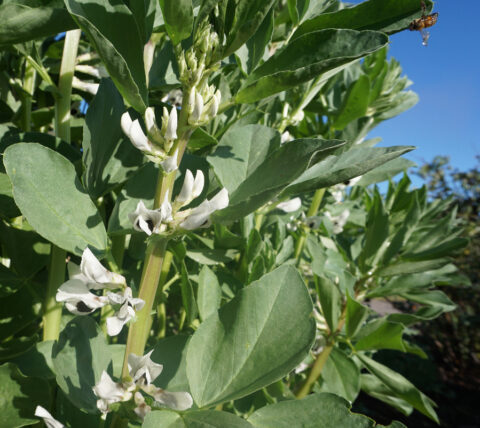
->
(351, 0, 480, 173)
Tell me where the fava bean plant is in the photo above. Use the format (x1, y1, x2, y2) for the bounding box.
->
(0, 1, 466, 427)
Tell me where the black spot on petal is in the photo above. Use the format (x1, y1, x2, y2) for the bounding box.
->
(76, 301, 94, 313)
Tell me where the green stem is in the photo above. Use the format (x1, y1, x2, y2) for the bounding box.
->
(122, 237, 168, 377)
(295, 344, 334, 399)
(122, 88, 193, 377)
(54, 29, 81, 142)
(42, 29, 81, 342)
(294, 188, 326, 261)
(21, 60, 36, 132)
(43, 246, 66, 341)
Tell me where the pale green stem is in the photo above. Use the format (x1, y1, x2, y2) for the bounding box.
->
(43, 246, 67, 341)
(295, 311, 346, 399)
(42, 29, 81, 342)
(122, 89, 193, 378)
(122, 237, 169, 377)
(21, 60, 36, 132)
(294, 188, 326, 261)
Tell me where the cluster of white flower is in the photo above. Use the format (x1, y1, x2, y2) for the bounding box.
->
(55, 248, 144, 336)
(35, 351, 192, 424)
(121, 107, 179, 169)
(330, 175, 362, 203)
(129, 169, 228, 235)
(325, 209, 350, 234)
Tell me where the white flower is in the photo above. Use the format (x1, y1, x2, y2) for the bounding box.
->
(56, 279, 108, 315)
(128, 350, 163, 386)
(176, 169, 204, 205)
(141, 384, 193, 411)
(78, 247, 126, 289)
(209, 90, 221, 117)
(106, 287, 145, 336)
(159, 190, 173, 223)
(164, 106, 178, 140)
(304, 216, 322, 229)
(121, 112, 152, 153)
(343, 175, 362, 187)
(281, 131, 293, 144)
(133, 391, 151, 419)
(159, 149, 178, 173)
(35, 406, 65, 428)
(93, 371, 133, 414)
(129, 200, 165, 235)
(72, 76, 99, 95)
(145, 107, 162, 141)
(180, 188, 229, 230)
(325, 209, 350, 234)
(331, 184, 345, 203)
(190, 92, 204, 123)
(277, 197, 301, 213)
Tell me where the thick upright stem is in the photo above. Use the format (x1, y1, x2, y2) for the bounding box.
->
(20, 60, 36, 132)
(122, 238, 168, 376)
(122, 92, 192, 377)
(55, 30, 81, 142)
(42, 29, 81, 342)
(43, 246, 67, 341)
(296, 312, 346, 398)
(294, 188, 326, 261)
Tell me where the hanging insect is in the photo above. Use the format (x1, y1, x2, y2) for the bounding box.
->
(409, 1, 438, 46)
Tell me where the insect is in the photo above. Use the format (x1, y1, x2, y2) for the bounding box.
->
(409, 1, 438, 46)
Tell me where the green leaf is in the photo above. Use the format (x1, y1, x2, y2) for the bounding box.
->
(65, 0, 148, 112)
(293, 0, 433, 40)
(208, 125, 344, 222)
(332, 75, 371, 130)
(11, 341, 55, 380)
(180, 262, 198, 326)
(361, 374, 413, 417)
(159, 0, 193, 45)
(52, 317, 112, 413)
(345, 292, 369, 338)
(358, 189, 389, 271)
(357, 155, 416, 186)
(0, 221, 50, 278)
(152, 335, 190, 392)
(0, 287, 38, 342)
(0, 264, 27, 297)
(319, 347, 360, 402)
(0, 172, 20, 219)
(0, 363, 51, 428)
(317, 276, 341, 332)
(236, 7, 274, 74)
(376, 258, 450, 277)
(222, 0, 277, 58)
(4, 143, 107, 255)
(0, 2, 76, 46)
(82, 79, 144, 199)
(197, 266, 222, 322)
(143, 409, 253, 428)
(281, 146, 414, 197)
(354, 319, 407, 352)
(236, 29, 388, 103)
(248, 392, 375, 428)
(186, 266, 315, 407)
(357, 353, 438, 422)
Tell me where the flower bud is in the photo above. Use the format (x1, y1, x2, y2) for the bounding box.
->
(121, 112, 152, 153)
(160, 149, 178, 173)
(165, 107, 178, 140)
(190, 92, 204, 123)
(186, 50, 197, 70)
(145, 107, 162, 141)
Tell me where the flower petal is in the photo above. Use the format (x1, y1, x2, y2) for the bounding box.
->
(35, 406, 65, 428)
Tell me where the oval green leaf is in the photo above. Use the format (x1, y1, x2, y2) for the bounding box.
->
(186, 265, 315, 407)
(4, 143, 107, 255)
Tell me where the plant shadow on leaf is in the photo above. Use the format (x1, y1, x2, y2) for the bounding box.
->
(52, 317, 111, 413)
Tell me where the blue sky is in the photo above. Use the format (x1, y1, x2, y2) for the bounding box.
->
(350, 0, 479, 173)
